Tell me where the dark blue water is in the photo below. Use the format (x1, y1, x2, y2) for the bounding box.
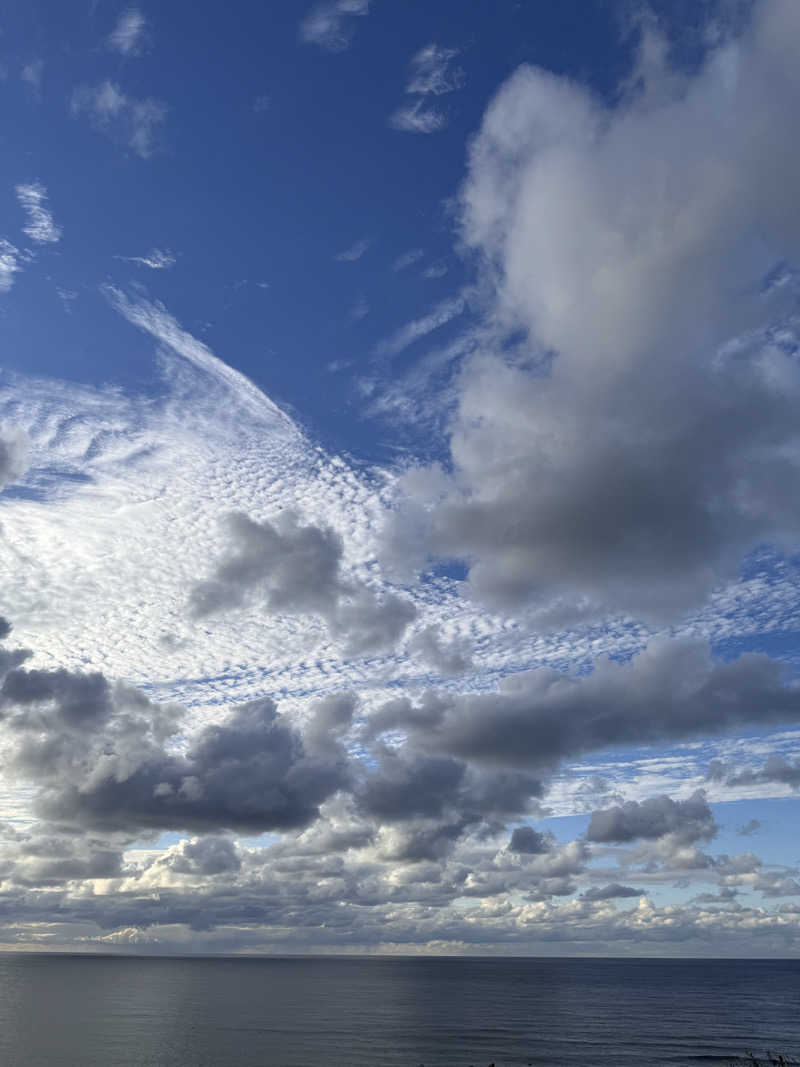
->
(0, 954, 797, 1066)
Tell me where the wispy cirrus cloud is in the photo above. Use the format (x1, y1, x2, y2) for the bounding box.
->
(0, 240, 22, 293)
(390, 44, 465, 134)
(374, 295, 465, 358)
(21, 59, 43, 97)
(108, 8, 149, 57)
(116, 248, 176, 270)
(15, 183, 62, 245)
(393, 248, 424, 272)
(70, 81, 166, 158)
(299, 0, 370, 53)
(334, 237, 370, 262)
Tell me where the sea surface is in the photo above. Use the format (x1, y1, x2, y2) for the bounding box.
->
(0, 954, 797, 1066)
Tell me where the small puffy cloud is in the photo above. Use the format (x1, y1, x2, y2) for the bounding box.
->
(581, 883, 643, 902)
(737, 818, 762, 836)
(334, 237, 370, 262)
(726, 755, 800, 790)
(108, 9, 149, 57)
(71, 81, 166, 158)
(508, 825, 551, 854)
(161, 837, 241, 877)
(299, 0, 370, 53)
(587, 792, 716, 845)
(15, 183, 62, 245)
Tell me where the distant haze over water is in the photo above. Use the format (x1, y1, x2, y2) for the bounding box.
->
(0, 954, 798, 1066)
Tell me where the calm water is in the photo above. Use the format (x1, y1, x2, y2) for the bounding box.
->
(0, 954, 797, 1066)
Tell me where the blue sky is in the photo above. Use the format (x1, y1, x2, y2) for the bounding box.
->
(0, 0, 799, 956)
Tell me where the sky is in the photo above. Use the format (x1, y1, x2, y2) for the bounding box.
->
(0, 0, 799, 957)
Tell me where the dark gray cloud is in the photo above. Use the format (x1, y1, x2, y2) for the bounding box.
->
(737, 818, 762, 836)
(586, 792, 716, 845)
(365, 639, 800, 770)
(0, 619, 31, 677)
(0, 425, 29, 489)
(164, 837, 241, 876)
(190, 512, 342, 619)
(508, 825, 551, 854)
(581, 883, 643, 902)
(46, 695, 349, 834)
(190, 511, 415, 655)
(407, 624, 472, 676)
(0, 650, 349, 835)
(728, 755, 800, 790)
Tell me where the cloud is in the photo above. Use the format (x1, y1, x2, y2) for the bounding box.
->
(388, 0, 800, 623)
(721, 755, 800, 790)
(15, 183, 62, 245)
(365, 638, 800, 771)
(422, 263, 448, 280)
(407, 624, 471, 676)
(189, 511, 416, 656)
(299, 0, 370, 53)
(0, 652, 349, 835)
(116, 248, 175, 269)
(71, 81, 167, 158)
(108, 8, 149, 56)
(407, 44, 466, 96)
(737, 818, 762, 836)
(334, 237, 370, 262)
(390, 44, 465, 134)
(393, 248, 424, 272)
(581, 883, 643, 902)
(0, 425, 29, 487)
(508, 825, 551, 854)
(375, 296, 465, 358)
(21, 60, 42, 97)
(0, 621, 797, 952)
(0, 240, 22, 293)
(586, 792, 716, 845)
(390, 101, 447, 135)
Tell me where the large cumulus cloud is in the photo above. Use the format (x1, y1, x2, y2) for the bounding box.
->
(389, 0, 800, 625)
(0, 644, 352, 834)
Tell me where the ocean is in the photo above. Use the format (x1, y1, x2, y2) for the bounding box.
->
(0, 954, 797, 1066)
